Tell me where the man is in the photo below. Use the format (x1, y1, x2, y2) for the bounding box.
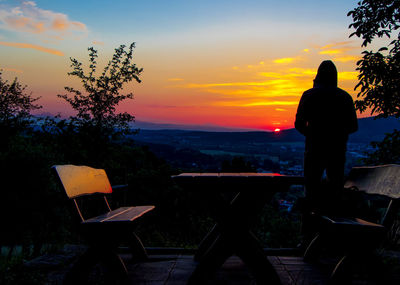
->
(295, 60, 358, 221)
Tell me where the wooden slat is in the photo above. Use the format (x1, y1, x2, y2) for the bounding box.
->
(103, 206, 155, 222)
(199, 173, 219, 177)
(322, 216, 384, 228)
(82, 207, 131, 223)
(83, 206, 155, 224)
(173, 173, 201, 177)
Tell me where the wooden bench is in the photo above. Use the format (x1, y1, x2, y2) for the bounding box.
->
(303, 164, 400, 282)
(52, 164, 155, 284)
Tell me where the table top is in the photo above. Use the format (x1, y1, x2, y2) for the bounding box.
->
(173, 172, 283, 177)
(172, 172, 304, 188)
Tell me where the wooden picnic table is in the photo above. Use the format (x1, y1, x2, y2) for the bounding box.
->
(172, 172, 304, 285)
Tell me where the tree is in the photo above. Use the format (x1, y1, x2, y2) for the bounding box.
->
(0, 71, 41, 139)
(0, 74, 65, 259)
(348, 0, 400, 118)
(59, 43, 142, 141)
(348, 1, 400, 164)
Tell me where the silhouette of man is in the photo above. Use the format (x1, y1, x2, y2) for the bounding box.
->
(295, 60, 358, 216)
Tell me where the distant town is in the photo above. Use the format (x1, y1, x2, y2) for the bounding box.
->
(132, 116, 397, 176)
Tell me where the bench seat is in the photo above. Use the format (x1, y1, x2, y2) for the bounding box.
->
(83, 205, 155, 224)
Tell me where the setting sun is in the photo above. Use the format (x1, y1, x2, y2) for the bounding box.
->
(274, 128, 281, 133)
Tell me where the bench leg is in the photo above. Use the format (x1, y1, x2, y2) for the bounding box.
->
(63, 246, 129, 285)
(331, 250, 384, 284)
(130, 232, 149, 261)
(303, 233, 321, 262)
(330, 255, 351, 284)
(102, 249, 129, 285)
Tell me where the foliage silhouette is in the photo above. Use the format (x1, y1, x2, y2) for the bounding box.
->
(59, 43, 142, 141)
(349, 1, 400, 164)
(348, 0, 400, 118)
(0, 71, 41, 141)
(0, 74, 70, 261)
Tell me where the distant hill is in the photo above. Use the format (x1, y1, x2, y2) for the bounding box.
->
(349, 116, 399, 143)
(276, 116, 400, 144)
(133, 120, 255, 132)
(133, 116, 400, 146)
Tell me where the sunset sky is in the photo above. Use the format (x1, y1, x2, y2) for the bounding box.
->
(0, 0, 368, 131)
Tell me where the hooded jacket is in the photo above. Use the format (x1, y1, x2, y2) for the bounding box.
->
(295, 60, 358, 152)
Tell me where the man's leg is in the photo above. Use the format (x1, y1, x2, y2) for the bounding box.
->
(325, 151, 346, 215)
(301, 151, 325, 248)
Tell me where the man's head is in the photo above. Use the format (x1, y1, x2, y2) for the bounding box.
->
(314, 60, 337, 87)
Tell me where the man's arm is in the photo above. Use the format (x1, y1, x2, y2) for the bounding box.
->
(295, 93, 308, 135)
(346, 95, 358, 134)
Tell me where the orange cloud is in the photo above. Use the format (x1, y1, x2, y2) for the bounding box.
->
(214, 100, 299, 107)
(259, 71, 284, 78)
(174, 59, 315, 110)
(0, 1, 87, 40)
(92, 40, 105, 46)
(319, 41, 360, 57)
(162, 42, 361, 130)
(0, 41, 64, 56)
(334, 55, 359, 63)
(6, 17, 30, 28)
(338, 71, 358, 81)
(274, 57, 297, 64)
(71, 22, 86, 30)
(1, 67, 23, 74)
(52, 18, 68, 31)
(320, 49, 342, 55)
(321, 41, 354, 49)
(167, 78, 184, 81)
(260, 68, 315, 79)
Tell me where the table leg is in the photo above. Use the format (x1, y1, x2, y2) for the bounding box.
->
(190, 228, 281, 285)
(194, 192, 239, 262)
(190, 186, 283, 284)
(236, 230, 281, 285)
(189, 233, 234, 284)
(194, 223, 219, 262)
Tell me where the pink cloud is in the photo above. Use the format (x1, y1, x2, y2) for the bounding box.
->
(92, 40, 105, 46)
(0, 41, 64, 56)
(0, 1, 87, 40)
(1, 67, 23, 74)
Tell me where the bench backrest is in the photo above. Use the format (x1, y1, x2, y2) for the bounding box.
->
(344, 164, 400, 228)
(53, 164, 112, 198)
(344, 164, 400, 199)
(53, 164, 114, 221)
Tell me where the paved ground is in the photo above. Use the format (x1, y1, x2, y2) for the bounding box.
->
(128, 255, 329, 285)
(24, 249, 400, 284)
